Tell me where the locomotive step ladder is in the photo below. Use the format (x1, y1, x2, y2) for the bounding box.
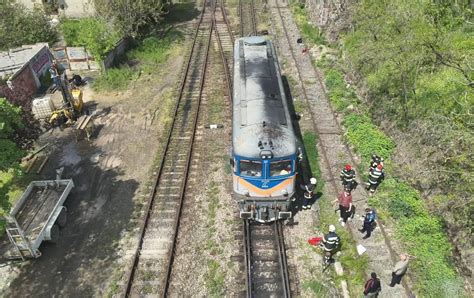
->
(5, 216, 37, 260)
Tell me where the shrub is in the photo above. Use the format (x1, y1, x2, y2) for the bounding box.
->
(60, 18, 120, 61)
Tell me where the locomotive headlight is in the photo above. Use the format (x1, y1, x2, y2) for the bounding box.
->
(281, 189, 288, 197)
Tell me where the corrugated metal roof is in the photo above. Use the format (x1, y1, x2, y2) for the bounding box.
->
(0, 43, 49, 78)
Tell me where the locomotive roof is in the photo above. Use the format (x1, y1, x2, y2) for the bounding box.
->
(232, 36, 296, 158)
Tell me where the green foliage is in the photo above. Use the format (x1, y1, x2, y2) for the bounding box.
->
(343, 113, 395, 164)
(205, 259, 225, 297)
(319, 62, 463, 296)
(0, 99, 26, 170)
(290, 1, 326, 46)
(93, 29, 183, 91)
(0, 2, 58, 50)
(93, 0, 168, 37)
(61, 18, 120, 61)
(302, 280, 328, 295)
(92, 67, 139, 91)
(324, 69, 359, 112)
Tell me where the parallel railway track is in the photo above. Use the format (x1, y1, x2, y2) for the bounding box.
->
(244, 221, 291, 297)
(123, 0, 216, 295)
(239, 0, 257, 36)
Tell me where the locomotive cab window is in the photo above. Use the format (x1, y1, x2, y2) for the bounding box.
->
(270, 160, 292, 176)
(239, 160, 262, 177)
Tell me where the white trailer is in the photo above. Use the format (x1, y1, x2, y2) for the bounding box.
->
(4, 179, 74, 260)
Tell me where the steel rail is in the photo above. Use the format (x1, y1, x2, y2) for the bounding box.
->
(161, 3, 216, 297)
(215, 0, 233, 102)
(244, 221, 291, 298)
(276, 221, 291, 297)
(273, 4, 413, 296)
(239, 0, 257, 36)
(123, 0, 212, 295)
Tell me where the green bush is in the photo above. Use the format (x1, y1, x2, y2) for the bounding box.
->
(61, 18, 120, 61)
(342, 113, 395, 163)
(324, 70, 359, 111)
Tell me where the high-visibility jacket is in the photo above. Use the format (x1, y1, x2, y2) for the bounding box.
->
(340, 169, 356, 183)
(322, 232, 340, 251)
(368, 168, 384, 184)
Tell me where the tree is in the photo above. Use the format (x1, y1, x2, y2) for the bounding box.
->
(93, 0, 169, 37)
(0, 0, 58, 50)
(0, 98, 26, 171)
(0, 84, 41, 150)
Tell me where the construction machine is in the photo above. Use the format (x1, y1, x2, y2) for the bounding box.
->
(47, 72, 84, 128)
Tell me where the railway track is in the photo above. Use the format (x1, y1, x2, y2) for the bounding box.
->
(239, 0, 257, 36)
(271, 1, 410, 296)
(123, 0, 215, 296)
(244, 221, 291, 297)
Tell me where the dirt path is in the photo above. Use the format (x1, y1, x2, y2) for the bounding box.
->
(269, 0, 410, 296)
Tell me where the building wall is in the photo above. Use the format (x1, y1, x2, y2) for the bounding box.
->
(17, 0, 95, 18)
(10, 66, 38, 98)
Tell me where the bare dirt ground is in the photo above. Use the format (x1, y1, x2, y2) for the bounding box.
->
(0, 31, 189, 297)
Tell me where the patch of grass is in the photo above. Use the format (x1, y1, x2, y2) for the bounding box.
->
(205, 259, 225, 297)
(92, 29, 184, 92)
(290, 2, 326, 46)
(324, 69, 359, 112)
(303, 280, 329, 295)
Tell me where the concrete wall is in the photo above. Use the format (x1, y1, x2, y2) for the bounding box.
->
(17, 0, 95, 18)
(102, 38, 131, 70)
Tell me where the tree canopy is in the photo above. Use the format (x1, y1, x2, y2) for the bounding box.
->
(93, 0, 169, 37)
(0, 0, 58, 50)
(0, 98, 26, 171)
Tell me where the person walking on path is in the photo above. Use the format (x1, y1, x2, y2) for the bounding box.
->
(359, 207, 377, 239)
(340, 164, 357, 191)
(364, 272, 382, 297)
(332, 189, 353, 226)
(367, 164, 384, 195)
(301, 177, 317, 210)
(390, 254, 410, 287)
(321, 224, 340, 264)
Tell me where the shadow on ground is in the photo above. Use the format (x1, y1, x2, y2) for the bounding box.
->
(281, 75, 320, 216)
(2, 128, 138, 296)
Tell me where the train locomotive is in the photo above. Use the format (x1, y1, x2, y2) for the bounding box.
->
(232, 36, 298, 223)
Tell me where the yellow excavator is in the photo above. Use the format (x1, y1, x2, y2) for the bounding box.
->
(47, 74, 84, 128)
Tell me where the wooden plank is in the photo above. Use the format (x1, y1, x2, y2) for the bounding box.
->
(25, 156, 38, 174)
(36, 156, 49, 174)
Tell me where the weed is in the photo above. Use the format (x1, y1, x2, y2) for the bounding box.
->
(205, 259, 225, 297)
(303, 280, 328, 295)
(92, 29, 184, 92)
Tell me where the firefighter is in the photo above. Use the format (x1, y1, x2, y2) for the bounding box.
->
(340, 164, 357, 191)
(301, 177, 317, 210)
(321, 224, 340, 264)
(367, 164, 384, 194)
(369, 154, 384, 171)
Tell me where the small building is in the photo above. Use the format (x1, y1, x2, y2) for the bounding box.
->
(16, 0, 95, 18)
(0, 44, 54, 98)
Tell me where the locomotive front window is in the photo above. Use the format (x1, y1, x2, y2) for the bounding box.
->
(270, 160, 292, 177)
(239, 160, 262, 177)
